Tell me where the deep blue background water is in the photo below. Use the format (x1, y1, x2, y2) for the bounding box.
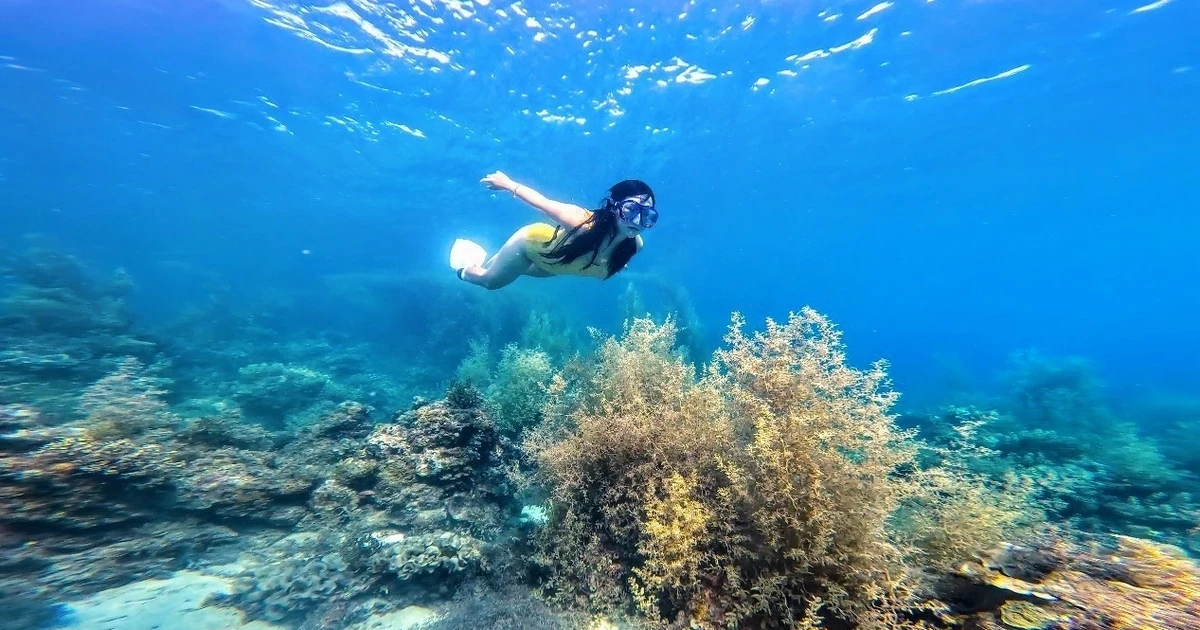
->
(2, 0, 1197, 406)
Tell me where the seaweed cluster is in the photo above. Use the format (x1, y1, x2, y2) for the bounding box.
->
(518, 311, 1052, 628)
(906, 354, 1200, 553)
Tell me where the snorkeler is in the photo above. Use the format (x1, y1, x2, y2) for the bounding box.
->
(449, 171, 658, 290)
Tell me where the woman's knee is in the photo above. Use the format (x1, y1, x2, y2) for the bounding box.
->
(478, 273, 505, 290)
(467, 265, 515, 291)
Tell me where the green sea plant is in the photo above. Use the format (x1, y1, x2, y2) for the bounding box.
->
(519, 310, 578, 365)
(615, 274, 706, 363)
(455, 335, 493, 387)
(486, 344, 554, 438)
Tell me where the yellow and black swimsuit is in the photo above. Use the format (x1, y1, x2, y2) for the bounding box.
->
(522, 211, 612, 279)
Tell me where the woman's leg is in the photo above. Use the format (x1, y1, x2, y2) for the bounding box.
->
(460, 226, 538, 290)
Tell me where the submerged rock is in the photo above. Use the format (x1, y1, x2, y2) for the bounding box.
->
(367, 401, 514, 536)
(208, 399, 519, 628)
(177, 448, 315, 526)
(949, 534, 1200, 629)
(0, 429, 178, 532)
(59, 570, 284, 630)
(2, 396, 522, 630)
(345, 606, 440, 630)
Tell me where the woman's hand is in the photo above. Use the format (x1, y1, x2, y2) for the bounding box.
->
(480, 171, 516, 192)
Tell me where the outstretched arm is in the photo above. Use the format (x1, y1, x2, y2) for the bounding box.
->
(481, 171, 590, 229)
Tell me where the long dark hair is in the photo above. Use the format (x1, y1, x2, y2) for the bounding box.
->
(540, 180, 654, 279)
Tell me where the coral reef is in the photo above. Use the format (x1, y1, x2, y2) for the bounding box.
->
(1152, 395, 1200, 475)
(366, 397, 514, 537)
(225, 533, 358, 626)
(76, 357, 177, 438)
(952, 534, 1200, 629)
(3, 376, 518, 629)
(899, 408, 1047, 572)
(215, 400, 515, 627)
(175, 446, 316, 527)
(0, 400, 236, 602)
(0, 242, 159, 421)
(234, 363, 336, 428)
(908, 389, 1199, 550)
(3, 245, 1197, 630)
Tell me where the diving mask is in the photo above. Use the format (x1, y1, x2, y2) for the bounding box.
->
(612, 196, 658, 229)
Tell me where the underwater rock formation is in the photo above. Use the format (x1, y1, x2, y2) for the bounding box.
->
(0, 402, 232, 610)
(366, 398, 513, 533)
(1, 390, 519, 630)
(948, 534, 1200, 629)
(233, 362, 335, 429)
(0, 244, 159, 422)
(219, 397, 517, 627)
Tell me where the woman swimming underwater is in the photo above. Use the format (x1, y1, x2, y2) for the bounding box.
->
(449, 171, 658, 290)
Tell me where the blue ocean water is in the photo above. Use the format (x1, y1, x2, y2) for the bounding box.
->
(3, 0, 1197, 405)
(3, 2, 1200, 627)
